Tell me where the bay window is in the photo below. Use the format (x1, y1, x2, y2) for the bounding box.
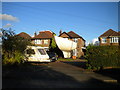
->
(110, 37, 119, 43)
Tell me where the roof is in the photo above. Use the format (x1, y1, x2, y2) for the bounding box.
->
(17, 32, 31, 39)
(32, 30, 53, 39)
(118, 31, 120, 35)
(99, 29, 120, 37)
(67, 31, 82, 38)
(59, 31, 85, 41)
(59, 32, 70, 37)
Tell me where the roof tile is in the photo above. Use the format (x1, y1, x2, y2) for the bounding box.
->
(99, 29, 120, 37)
(59, 31, 85, 41)
(17, 32, 31, 39)
(32, 31, 53, 39)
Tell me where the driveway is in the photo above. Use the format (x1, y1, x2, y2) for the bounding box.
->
(2, 61, 120, 88)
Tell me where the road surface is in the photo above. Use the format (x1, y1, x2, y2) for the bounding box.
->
(2, 61, 120, 88)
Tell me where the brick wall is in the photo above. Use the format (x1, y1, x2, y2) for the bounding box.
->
(77, 38, 85, 57)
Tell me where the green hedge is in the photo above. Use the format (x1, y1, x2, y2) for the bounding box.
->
(85, 46, 120, 70)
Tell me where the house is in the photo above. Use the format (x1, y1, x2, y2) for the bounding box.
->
(31, 30, 54, 48)
(99, 29, 120, 46)
(59, 31, 85, 58)
(17, 32, 31, 40)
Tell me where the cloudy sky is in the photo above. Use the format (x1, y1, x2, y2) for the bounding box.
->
(1, 2, 119, 44)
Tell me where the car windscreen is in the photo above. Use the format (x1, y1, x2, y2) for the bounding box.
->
(38, 49, 46, 55)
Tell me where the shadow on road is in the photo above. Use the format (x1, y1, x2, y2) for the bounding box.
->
(95, 68, 120, 84)
(61, 61, 120, 85)
(2, 64, 120, 88)
(61, 61, 87, 69)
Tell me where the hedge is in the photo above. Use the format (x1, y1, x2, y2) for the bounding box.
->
(85, 46, 120, 70)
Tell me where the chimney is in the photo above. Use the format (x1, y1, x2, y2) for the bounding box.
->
(34, 31, 37, 37)
(59, 30, 62, 35)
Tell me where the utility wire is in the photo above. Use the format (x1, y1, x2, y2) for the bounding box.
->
(3, 2, 116, 25)
(2, 3, 117, 40)
(2, 3, 116, 31)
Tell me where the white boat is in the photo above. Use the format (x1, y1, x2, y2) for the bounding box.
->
(54, 36, 77, 58)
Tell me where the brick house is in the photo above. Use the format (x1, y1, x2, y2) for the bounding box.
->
(99, 29, 120, 46)
(59, 31, 85, 58)
(31, 30, 54, 48)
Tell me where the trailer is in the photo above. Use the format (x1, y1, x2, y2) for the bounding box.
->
(24, 46, 51, 62)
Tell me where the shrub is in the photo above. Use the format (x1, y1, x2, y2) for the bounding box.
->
(85, 46, 120, 70)
(2, 51, 24, 65)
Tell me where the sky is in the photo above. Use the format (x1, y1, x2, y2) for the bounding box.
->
(1, 2, 118, 45)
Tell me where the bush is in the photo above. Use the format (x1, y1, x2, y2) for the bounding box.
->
(85, 46, 120, 70)
(2, 51, 24, 65)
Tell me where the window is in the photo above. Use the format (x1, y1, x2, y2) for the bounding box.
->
(72, 49, 77, 56)
(34, 39, 42, 44)
(110, 37, 119, 43)
(26, 49, 35, 54)
(101, 37, 107, 43)
(44, 40, 48, 44)
(38, 49, 46, 55)
(74, 38, 78, 43)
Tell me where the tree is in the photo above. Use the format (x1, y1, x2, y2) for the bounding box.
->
(49, 34, 64, 58)
(49, 33, 57, 50)
(1, 28, 31, 65)
(50, 37, 57, 49)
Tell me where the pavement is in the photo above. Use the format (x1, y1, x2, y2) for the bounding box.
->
(2, 61, 120, 88)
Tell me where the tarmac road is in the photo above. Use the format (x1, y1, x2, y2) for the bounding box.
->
(2, 61, 120, 88)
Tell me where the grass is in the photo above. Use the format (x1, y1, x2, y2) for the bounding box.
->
(57, 58, 88, 62)
(58, 58, 75, 61)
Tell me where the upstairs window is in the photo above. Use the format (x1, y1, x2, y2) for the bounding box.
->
(34, 39, 42, 44)
(44, 40, 48, 44)
(101, 37, 107, 43)
(74, 38, 78, 43)
(110, 37, 119, 43)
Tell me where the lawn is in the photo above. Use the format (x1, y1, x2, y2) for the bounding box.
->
(57, 58, 88, 62)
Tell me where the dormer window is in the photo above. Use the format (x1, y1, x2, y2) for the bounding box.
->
(101, 37, 107, 43)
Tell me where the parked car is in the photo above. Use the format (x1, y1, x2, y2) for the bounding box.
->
(46, 51, 58, 62)
(24, 46, 51, 62)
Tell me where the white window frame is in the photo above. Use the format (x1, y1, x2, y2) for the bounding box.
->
(101, 37, 107, 43)
(34, 39, 42, 44)
(44, 40, 48, 44)
(72, 49, 77, 56)
(74, 38, 78, 43)
(110, 37, 119, 43)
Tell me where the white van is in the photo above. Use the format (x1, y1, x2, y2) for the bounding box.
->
(24, 46, 51, 62)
